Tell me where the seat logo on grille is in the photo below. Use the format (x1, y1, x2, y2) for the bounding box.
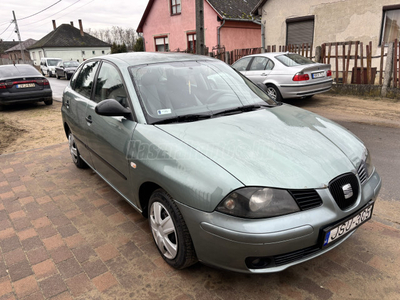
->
(341, 183, 353, 199)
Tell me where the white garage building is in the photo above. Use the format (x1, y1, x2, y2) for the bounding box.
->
(28, 20, 111, 66)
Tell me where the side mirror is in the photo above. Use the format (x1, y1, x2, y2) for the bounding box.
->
(95, 99, 131, 118)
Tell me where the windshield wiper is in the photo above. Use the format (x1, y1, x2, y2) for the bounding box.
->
(212, 103, 270, 117)
(152, 113, 212, 124)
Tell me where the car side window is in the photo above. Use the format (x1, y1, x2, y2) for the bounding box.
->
(231, 57, 252, 72)
(94, 62, 128, 106)
(249, 57, 268, 71)
(73, 61, 100, 99)
(266, 59, 274, 70)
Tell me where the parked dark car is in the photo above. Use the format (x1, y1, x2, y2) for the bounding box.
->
(0, 64, 52, 110)
(55, 61, 80, 80)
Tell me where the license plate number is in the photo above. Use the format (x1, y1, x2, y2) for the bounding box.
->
(312, 72, 325, 79)
(322, 203, 374, 248)
(17, 83, 35, 88)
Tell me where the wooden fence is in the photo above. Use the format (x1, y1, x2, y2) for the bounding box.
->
(229, 44, 313, 64)
(321, 41, 384, 85)
(392, 39, 400, 88)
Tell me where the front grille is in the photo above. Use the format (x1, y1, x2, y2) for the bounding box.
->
(329, 173, 359, 210)
(289, 189, 323, 210)
(274, 245, 320, 266)
(357, 163, 367, 185)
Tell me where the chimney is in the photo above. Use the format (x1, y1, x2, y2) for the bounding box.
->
(78, 19, 84, 37)
(52, 20, 56, 30)
(70, 21, 74, 27)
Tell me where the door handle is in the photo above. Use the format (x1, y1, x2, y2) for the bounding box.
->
(261, 73, 268, 76)
(85, 115, 92, 124)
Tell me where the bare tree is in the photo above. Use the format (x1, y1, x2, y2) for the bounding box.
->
(87, 27, 137, 51)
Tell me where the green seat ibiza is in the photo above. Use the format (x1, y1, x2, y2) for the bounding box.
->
(61, 52, 381, 273)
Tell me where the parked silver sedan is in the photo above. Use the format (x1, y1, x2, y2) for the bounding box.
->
(232, 52, 333, 101)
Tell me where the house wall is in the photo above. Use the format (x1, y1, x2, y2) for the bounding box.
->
(141, 0, 223, 52)
(260, 0, 400, 83)
(220, 21, 261, 51)
(5, 50, 31, 62)
(28, 47, 111, 65)
(261, 0, 400, 55)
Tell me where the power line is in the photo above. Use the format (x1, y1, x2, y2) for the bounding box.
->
(18, 0, 63, 21)
(0, 22, 13, 36)
(19, 0, 82, 27)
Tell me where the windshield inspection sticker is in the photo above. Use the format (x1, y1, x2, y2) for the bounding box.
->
(157, 109, 172, 115)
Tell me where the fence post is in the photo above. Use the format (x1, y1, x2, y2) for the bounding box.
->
(225, 51, 230, 64)
(315, 46, 322, 63)
(381, 42, 394, 97)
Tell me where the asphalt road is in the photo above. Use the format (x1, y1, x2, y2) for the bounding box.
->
(334, 120, 400, 202)
(48, 76, 69, 102)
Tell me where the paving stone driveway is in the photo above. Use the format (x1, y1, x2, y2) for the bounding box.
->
(0, 143, 399, 300)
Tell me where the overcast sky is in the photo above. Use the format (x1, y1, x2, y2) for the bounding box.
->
(0, 0, 149, 41)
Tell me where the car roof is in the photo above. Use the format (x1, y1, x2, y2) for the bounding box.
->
(87, 52, 216, 67)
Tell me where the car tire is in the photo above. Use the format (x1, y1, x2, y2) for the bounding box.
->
(56, 73, 59, 79)
(66, 74, 71, 80)
(68, 132, 88, 169)
(265, 84, 282, 102)
(149, 189, 197, 269)
(44, 99, 53, 105)
(47, 70, 52, 77)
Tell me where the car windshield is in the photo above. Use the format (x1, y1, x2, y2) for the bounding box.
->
(0, 65, 40, 77)
(48, 59, 62, 66)
(130, 60, 277, 124)
(64, 61, 79, 68)
(275, 53, 315, 67)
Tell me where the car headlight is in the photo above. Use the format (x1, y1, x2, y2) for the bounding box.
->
(216, 187, 300, 218)
(363, 148, 375, 178)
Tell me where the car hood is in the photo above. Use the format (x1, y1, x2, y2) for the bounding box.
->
(156, 105, 366, 189)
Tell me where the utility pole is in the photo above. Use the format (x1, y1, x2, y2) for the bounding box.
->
(12, 11, 25, 64)
(195, 0, 205, 55)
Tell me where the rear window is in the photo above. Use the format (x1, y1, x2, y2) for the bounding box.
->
(64, 61, 79, 68)
(275, 53, 315, 67)
(47, 59, 62, 66)
(0, 65, 40, 77)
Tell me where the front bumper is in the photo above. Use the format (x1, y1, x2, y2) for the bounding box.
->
(177, 171, 381, 273)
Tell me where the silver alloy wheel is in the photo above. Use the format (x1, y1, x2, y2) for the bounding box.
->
(266, 86, 277, 100)
(68, 133, 79, 164)
(150, 201, 178, 259)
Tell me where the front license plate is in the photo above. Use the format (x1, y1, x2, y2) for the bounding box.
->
(322, 202, 374, 248)
(17, 83, 35, 88)
(312, 71, 325, 79)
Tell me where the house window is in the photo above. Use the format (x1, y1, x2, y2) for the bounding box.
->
(187, 33, 196, 53)
(171, 0, 181, 15)
(286, 16, 314, 46)
(92, 50, 95, 54)
(102, 50, 105, 54)
(155, 36, 169, 52)
(82, 50, 85, 55)
(381, 7, 400, 45)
